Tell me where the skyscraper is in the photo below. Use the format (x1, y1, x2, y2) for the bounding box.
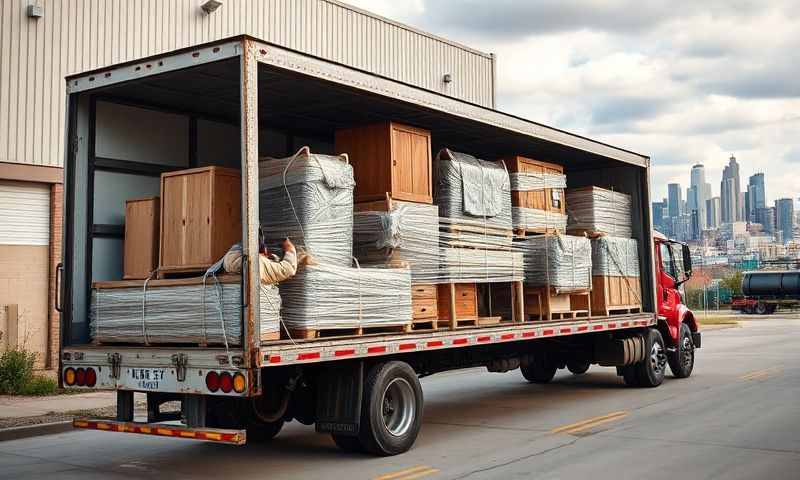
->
(755, 207, 775, 234)
(706, 197, 721, 228)
(720, 155, 742, 223)
(689, 164, 711, 229)
(652, 201, 665, 231)
(745, 173, 765, 222)
(776, 198, 795, 244)
(668, 183, 682, 218)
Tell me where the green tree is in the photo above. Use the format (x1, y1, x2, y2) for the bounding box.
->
(720, 271, 743, 296)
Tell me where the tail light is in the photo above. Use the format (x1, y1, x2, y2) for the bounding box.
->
(85, 368, 97, 387)
(64, 367, 76, 386)
(219, 372, 233, 393)
(232, 373, 246, 393)
(205, 371, 220, 392)
(75, 368, 86, 386)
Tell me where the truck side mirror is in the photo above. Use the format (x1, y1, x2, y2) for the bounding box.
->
(682, 244, 692, 280)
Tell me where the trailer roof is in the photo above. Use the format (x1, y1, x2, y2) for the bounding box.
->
(66, 36, 649, 169)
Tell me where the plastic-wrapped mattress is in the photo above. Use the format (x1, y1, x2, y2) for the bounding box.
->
(518, 234, 591, 292)
(259, 147, 355, 266)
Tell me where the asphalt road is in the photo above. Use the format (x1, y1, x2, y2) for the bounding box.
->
(2, 316, 799, 480)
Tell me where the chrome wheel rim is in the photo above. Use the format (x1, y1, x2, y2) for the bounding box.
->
(382, 378, 415, 437)
(650, 341, 666, 375)
(681, 335, 694, 369)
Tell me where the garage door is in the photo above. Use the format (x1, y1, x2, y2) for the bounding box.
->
(0, 180, 50, 245)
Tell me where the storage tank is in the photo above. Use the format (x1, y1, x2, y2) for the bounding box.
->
(742, 271, 800, 297)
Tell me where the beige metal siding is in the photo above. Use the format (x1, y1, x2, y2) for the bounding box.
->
(0, 0, 495, 169)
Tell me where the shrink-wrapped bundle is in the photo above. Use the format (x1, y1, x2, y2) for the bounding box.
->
(509, 171, 569, 232)
(259, 147, 355, 266)
(566, 186, 632, 237)
(434, 149, 512, 247)
(438, 248, 524, 283)
(353, 202, 440, 284)
(279, 263, 412, 331)
(591, 236, 640, 277)
(519, 234, 591, 292)
(89, 277, 280, 345)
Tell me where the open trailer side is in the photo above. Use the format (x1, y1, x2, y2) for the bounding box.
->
(61, 36, 661, 454)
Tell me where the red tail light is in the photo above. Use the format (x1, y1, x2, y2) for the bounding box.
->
(205, 371, 220, 392)
(75, 368, 86, 386)
(85, 368, 97, 387)
(219, 372, 233, 393)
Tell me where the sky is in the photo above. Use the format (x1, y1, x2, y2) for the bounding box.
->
(345, 0, 800, 205)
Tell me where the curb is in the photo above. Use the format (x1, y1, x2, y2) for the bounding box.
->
(0, 421, 74, 442)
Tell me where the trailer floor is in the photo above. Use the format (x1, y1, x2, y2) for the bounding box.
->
(2, 314, 799, 480)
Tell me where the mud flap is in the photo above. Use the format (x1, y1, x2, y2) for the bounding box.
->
(315, 361, 363, 436)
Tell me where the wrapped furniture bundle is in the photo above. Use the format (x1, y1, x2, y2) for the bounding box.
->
(591, 236, 640, 277)
(89, 276, 280, 345)
(279, 263, 412, 331)
(508, 171, 568, 232)
(439, 248, 524, 283)
(566, 186, 632, 237)
(353, 201, 440, 284)
(434, 149, 513, 247)
(519, 234, 592, 292)
(259, 147, 355, 266)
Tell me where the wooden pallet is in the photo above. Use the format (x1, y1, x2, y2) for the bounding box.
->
(411, 319, 439, 331)
(442, 224, 513, 251)
(514, 226, 563, 237)
(285, 324, 412, 340)
(603, 305, 642, 316)
(590, 275, 642, 317)
(523, 286, 592, 321)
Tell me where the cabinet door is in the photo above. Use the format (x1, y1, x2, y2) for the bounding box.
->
(160, 176, 186, 268)
(519, 160, 547, 211)
(391, 125, 432, 203)
(182, 172, 212, 266)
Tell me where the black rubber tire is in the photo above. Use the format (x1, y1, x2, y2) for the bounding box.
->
(743, 305, 753, 314)
(621, 365, 640, 387)
(332, 433, 366, 453)
(358, 361, 423, 456)
(756, 302, 768, 315)
(566, 361, 590, 375)
(767, 304, 777, 314)
(667, 323, 695, 379)
(520, 358, 558, 383)
(246, 419, 284, 442)
(631, 329, 667, 387)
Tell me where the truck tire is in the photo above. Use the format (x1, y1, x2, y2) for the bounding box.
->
(767, 304, 777, 314)
(332, 433, 366, 453)
(520, 358, 558, 383)
(623, 329, 666, 388)
(566, 361, 590, 375)
(358, 361, 423, 456)
(247, 419, 284, 442)
(756, 302, 768, 315)
(667, 323, 694, 378)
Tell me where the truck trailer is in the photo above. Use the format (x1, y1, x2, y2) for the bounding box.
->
(59, 36, 700, 455)
(732, 270, 800, 314)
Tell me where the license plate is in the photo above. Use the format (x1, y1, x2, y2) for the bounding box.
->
(127, 368, 167, 391)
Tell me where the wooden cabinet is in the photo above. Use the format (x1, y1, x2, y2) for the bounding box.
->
(123, 197, 160, 279)
(335, 122, 432, 204)
(159, 167, 241, 275)
(437, 283, 478, 321)
(499, 156, 565, 215)
(411, 284, 438, 321)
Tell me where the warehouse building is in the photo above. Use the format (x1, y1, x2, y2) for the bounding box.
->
(0, 0, 496, 371)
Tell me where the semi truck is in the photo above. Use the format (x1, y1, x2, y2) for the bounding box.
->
(731, 270, 800, 314)
(59, 36, 700, 455)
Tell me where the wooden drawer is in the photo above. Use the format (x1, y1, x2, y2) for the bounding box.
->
(437, 283, 478, 320)
(412, 298, 438, 320)
(411, 284, 437, 300)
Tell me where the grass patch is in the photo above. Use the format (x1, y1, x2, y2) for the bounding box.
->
(697, 315, 739, 326)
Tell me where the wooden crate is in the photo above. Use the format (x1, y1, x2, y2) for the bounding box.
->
(437, 283, 478, 328)
(159, 167, 241, 276)
(411, 284, 439, 330)
(524, 286, 591, 321)
(499, 155, 565, 218)
(335, 122, 432, 204)
(123, 197, 160, 280)
(591, 275, 642, 316)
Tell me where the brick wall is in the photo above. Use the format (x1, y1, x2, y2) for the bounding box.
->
(47, 183, 63, 370)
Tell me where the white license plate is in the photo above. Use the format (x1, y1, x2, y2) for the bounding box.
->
(126, 367, 168, 391)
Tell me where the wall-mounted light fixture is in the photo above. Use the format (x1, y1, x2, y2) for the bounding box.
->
(443, 73, 453, 84)
(201, 0, 222, 14)
(27, 4, 44, 18)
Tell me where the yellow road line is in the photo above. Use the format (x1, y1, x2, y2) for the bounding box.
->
(374, 465, 438, 480)
(740, 367, 781, 381)
(551, 411, 628, 434)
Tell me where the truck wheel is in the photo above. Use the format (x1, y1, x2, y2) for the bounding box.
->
(621, 365, 640, 387)
(566, 361, 590, 375)
(246, 419, 284, 442)
(767, 305, 777, 314)
(744, 304, 753, 314)
(623, 329, 666, 388)
(756, 303, 768, 315)
(358, 361, 423, 456)
(667, 323, 694, 378)
(520, 358, 557, 383)
(331, 433, 366, 453)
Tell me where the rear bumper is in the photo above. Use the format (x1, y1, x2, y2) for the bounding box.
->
(72, 418, 246, 445)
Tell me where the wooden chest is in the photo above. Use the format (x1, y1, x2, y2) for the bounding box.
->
(437, 283, 478, 322)
(499, 156, 565, 215)
(335, 122, 432, 204)
(123, 197, 160, 279)
(159, 167, 241, 275)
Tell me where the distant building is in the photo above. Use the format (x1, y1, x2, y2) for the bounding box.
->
(720, 155, 742, 223)
(706, 197, 721, 228)
(776, 198, 795, 244)
(689, 164, 711, 229)
(745, 173, 765, 222)
(755, 207, 775, 235)
(652, 201, 666, 231)
(668, 183, 682, 218)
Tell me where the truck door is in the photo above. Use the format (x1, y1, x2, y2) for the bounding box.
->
(657, 242, 680, 323)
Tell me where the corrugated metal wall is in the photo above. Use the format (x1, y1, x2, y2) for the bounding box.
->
(0, 0, 495, 169)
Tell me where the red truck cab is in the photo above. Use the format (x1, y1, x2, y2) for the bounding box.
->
(653, 231, 701, 378)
